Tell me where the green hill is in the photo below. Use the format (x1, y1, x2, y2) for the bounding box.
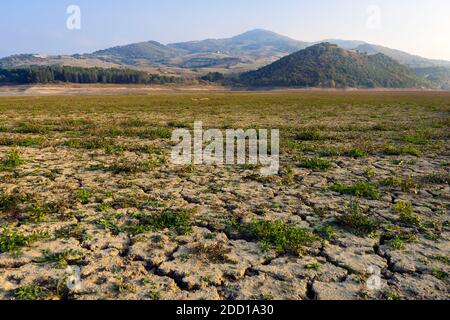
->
(90, 41, 182, 66)
(240, 43, 430, 88)
(412, 66, 450, 89)
(354, 44, 450, 69)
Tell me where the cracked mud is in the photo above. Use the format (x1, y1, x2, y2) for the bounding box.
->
(0, 92, 448, 300)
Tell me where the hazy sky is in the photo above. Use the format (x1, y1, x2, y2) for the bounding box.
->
(1, 0, 449, 60)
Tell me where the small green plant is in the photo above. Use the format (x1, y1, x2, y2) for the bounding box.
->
(97, 216, 123, 235)
(137, 128, 172, 140)
(395, 201, 421, 226)
(432, 269, 448, 281)
(194, 242, 233, 264)
(380, 176, 418, 193)
(36, 249, 84, 268)
(0, 192, 27, 215)
(383, 144, 402, 156)
(142, 279, 161, 300)
(384, 291, 402, 301)
(365, 168, 376, 178)
(148, 289, 162, 300)
(178, 164, 197, 177)
(381, 176, 401, 188)
(383, 144, 421, 157)
(28, 203, 48, 222)
(146, 199, 166, 208)
(99, 209, 195, 236)
(242, 219, 318, 255)
(400, 176, 418, 193)
(329, 181, 380, 199)
(55, 224, 90, 242)
(402, 133, 430, 145)
(402, 146, 421, 157)
(300, 157, 331, 171)
(113, 276, 131, 293)
(295, 130, 324, 141)
(13, 284, 47, 300)
(0, 229, 46, 255)
(120, 119, 147, 128)
(281, 166, 295, 185)
(318, 148, 342, 157)
(145, 209, 194, 235)
(337, 201, 379, 235)
(347, 148, 367, 158)
(428, 255, 450, 265)
(315, 224, 336, 241)
(0, 148, 23, 170)
(75, 189, 92, 204)
(306, 262, 321, 271)
(96, 202, 111, 212)
(251, 293, 274, 301)
(382, 228, 418, 248)
(388, 236, 405, 250)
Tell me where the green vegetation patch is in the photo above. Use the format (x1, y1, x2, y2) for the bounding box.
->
(0, 192, 28, 215)
(383, 144, 421, 157)
(347, 148, 367, 158)
(36, 249, 84, 268)
(241, 219, 318, 254)
(97, 208, 195, 236)
(329, 181, 381, 199)
(294, 129, 326, 141)
(337, 201, 379, 235)
(55, 224, 90, 242)
(299, 157, 332, 171)
(0, 229, 47, 255)
(0, 148, 23, 170)
(13, 284, 48, 300)
(395, 201, 422, 227)
(401, 132, 431, 145)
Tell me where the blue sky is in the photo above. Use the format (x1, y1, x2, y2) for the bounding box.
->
(1, 0, 449, 60)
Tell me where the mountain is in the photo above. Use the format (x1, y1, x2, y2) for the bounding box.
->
(0, 29, 309, 71)
(240, 43, 429, 88)
(353, 43, 450, 68)
(86, 29, 309, 69)
(89, 41, 182, 67)
(169, 29, 309, 57)
(412, 66, 450, 89)
(168, 29, 309, 69)
(0, 29, 449, 86)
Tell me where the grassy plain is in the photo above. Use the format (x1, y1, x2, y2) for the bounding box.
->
(0, 91, 449, 300)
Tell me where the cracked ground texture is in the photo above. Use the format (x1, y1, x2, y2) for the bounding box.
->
(0, 91, 448, 300)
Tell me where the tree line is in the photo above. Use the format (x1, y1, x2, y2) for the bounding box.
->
(0, 65, 187, 84)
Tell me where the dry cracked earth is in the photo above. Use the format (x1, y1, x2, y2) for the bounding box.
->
(0, 92, 449, 300)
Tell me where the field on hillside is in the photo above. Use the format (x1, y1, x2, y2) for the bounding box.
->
(0, 91, 449, 300)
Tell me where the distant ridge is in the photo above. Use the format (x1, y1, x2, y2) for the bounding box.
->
(240, 43, 429, 88)
(168, 29, 309, 57)
(0, 29, 449, 88)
